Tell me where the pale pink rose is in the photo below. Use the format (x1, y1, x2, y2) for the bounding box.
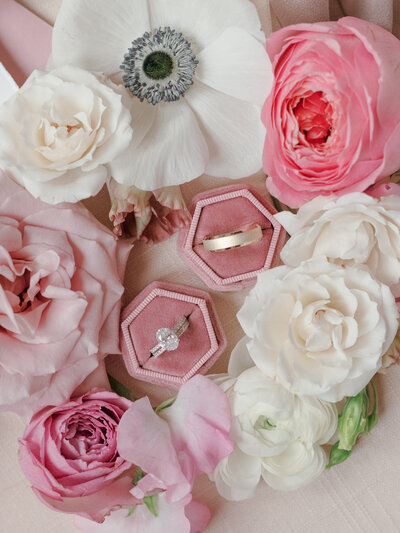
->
(18, 390, 137, 522)
(117, 376, 233, 505)
(108, 178, 191, 243)
(0, 171, 131, 416)
(262, 17, 400, 208)
(74, 496, 211, 533)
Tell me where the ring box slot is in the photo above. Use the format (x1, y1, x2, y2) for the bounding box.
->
(120, 282, 226, 388)
(178, 184, 286, 291)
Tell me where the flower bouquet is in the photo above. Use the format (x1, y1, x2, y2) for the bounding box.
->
(1, 0, 400, 532)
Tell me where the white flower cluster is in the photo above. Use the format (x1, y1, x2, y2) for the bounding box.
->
(213, 191, 400, 500)
(0, 0, 272, 204)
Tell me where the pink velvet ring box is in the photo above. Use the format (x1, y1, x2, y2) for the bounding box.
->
(120, 281, 226, 388)
(178, 184, 286, 291)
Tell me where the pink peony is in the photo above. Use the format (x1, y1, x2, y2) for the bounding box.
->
(262, 17, 400, 208)
(0, 171, 131, 416)
(18, 390, 136, 522)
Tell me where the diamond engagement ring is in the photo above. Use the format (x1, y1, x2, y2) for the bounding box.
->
(149, 316, 190, 358)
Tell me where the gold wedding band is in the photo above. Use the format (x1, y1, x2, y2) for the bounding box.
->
(202, 224, 263, 252)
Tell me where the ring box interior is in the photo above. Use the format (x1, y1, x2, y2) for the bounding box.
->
(178, 184, 286, 291)
(120, 281, 226, 388)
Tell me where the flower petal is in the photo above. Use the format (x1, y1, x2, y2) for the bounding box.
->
(196, 27, 273, 105)
(160, 375, 233, 481)
(117, 397, 191, 503)
(186, 82, 264, 178)
(148, 0, 264, 53)
(21, 166, 107, 204)
(110, 101, 208, 190)
(52, 0, 151, 74)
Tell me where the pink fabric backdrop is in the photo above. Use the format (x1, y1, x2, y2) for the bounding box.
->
(1, 1, 400, 532)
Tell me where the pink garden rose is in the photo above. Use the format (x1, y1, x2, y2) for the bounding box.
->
(0, 171, 131, 415)
(262, 17, 400, 208)
(18, 390, 136, 522)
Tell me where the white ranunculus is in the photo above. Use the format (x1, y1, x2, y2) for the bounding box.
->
(0, 65, 132, 204)
(237, 258, 398, 402)
(51, 0, 273, 190)
(211, 339, 338, 499)
(276, 193, 400, 287)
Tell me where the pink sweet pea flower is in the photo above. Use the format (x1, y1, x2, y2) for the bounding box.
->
(117, 375, 233, 504)
(74, 495, 211, 533)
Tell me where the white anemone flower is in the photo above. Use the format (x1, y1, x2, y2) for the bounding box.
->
(51, 0, 273, 190)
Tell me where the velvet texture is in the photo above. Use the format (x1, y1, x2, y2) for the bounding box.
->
(120, 282, 226, 388)
(178, 184, 286, 291)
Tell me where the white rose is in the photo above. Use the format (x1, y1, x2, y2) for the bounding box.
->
(211, 339, 337, 499)
(0, 65, 132, 204)
(237, 258, 398, 402)
(276, 193, 400, 287)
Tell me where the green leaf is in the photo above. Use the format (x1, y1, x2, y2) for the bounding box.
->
(107, 373, 136, 402)
(126, 507, 136, 517)
(143, 495, 158, 517)
(154, 396, 176, 414)
(133, 467, 145, 486)
(366, 379, 378, 433)
(271, 195, 284, 213)
(327, 441, 352, 469)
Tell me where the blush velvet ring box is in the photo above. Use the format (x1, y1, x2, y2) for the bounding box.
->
(178, 184, 287, 291)
(120, 281, 226, 388)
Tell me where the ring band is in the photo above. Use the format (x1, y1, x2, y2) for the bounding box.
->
(150, 316, 189, 358)
(202, 224, 263, 252)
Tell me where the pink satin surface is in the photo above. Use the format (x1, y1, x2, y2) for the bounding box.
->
(1, 0, 400, 532)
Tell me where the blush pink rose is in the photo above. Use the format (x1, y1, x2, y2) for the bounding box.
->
(0, 171, 131, 416)
(18, 390, 137, 522)
(262, 17, 400, 208)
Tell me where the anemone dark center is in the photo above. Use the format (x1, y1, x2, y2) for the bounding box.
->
(143, 51, 174, 80)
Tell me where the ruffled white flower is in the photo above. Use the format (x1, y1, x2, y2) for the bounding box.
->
(276, 193, 400, 287)
(237, 258, 398, 402)
(51, 0, 273, 190)
(0, 65, 132, 204)
(211, 339, 338, 499)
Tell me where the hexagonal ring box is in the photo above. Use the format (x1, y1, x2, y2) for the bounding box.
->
(178, 184, 286, 291)
(120, 281, 226, 388)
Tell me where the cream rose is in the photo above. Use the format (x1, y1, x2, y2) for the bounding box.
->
(0, 65, 132, 204)
(276, 193, 400, 287)
(237, 259, 398, 402)
(211, 339, 337, 499)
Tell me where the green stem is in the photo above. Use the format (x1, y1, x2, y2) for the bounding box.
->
(337, 0, 347, 16)
(107, 373, 136, 402)
(154, 396, 176, 414)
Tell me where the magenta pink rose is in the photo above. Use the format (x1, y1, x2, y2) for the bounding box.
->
(262, 17, 400, 208)
(0, 171, 131, 416)
(18, 390, 136, 522)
